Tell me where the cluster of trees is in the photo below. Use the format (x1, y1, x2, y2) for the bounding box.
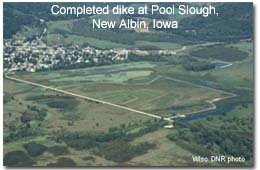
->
(20, 106, 47, 123)
(190, 46, 248, 62)
(96, 140, 155, 163)
(49, 120, 166, 162)
(24, 142, 70, 157)
(167, 120, 253, 161)
(3, 93, 14, 104)
(128, 53, 167, 62)
(23, 141, 48, 156)
(47, 146, 70, 156)
(43, 98, 79, 111)
(4, 150, 35, 166)
(174, 55, 215, 71)
(137, 45, 161, 50)
(4, 126, 38, 143)
(53, 120, 165, 150)
(4, 140, 73, 166)
(47, 157, 76, 167)
(4, 105, 47, 143)
(183, 61, 215, 71)
(26, 95, 79, 111)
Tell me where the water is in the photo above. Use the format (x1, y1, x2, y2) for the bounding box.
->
(175, 99, 238, 121)
(212, 61, 230, 69)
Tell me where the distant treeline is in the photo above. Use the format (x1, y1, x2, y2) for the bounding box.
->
(4, 2, 118, 38)
(190, 45, 248, 62)
(4, 2, 253, 42)
(178, 3, 253, 41)
(172, 55, 216, 71)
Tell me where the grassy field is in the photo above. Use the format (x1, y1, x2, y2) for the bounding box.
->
(128, 129, 194, 166)
(4, 79, 153, 134)
(49, 70, 153, 83)
(12, 61, 226, 117)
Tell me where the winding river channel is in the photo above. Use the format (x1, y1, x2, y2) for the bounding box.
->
(176, 98, 239, 121)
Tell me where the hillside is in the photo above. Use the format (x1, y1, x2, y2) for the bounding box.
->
(4, 2, 253, 42)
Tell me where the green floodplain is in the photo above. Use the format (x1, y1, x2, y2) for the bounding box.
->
(3, 2, 254, 167)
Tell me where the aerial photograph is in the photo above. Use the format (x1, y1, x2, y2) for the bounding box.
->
(3, 2, 254, 167)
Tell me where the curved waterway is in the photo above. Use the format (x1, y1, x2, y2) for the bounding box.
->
(212, 61, 232, 69)
(175, 97, 239, 121)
